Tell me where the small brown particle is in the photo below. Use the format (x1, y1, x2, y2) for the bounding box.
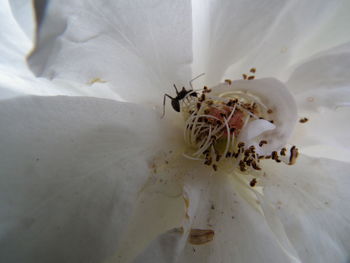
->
(267, 109, 273, 114)
(280, 148, 287, 156)
(251, 161, 261, 170)
(250, 68, 256, 73)
(238, 142, 245, 148)
(271, 151, 278, 160)
(250, 178, 257, 187)
(289, 146, 299, 165)
(259, 140, 268, 147)
(212, 164, 218, 171)
(247, 75, 255, 80)
(242, 74, 248, 80)
(189, 229, 215, 245)
(225, 79, 232, 85)
(299, 117, 309, 123)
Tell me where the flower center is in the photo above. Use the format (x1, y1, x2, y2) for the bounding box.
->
(180, 77, 299, 178)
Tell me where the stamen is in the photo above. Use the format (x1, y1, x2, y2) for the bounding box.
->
(177, 75, 299, 175)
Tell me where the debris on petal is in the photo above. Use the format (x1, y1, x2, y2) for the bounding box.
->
(189, 229, 215, 245)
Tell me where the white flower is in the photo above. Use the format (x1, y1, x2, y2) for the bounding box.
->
(1, 1, 350, 263)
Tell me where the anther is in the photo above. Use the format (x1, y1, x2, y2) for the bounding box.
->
(259, 140, 268, 147)
(299, 117, 308, 123)
(289, 146, 298, 165)
(280, 148, 286, 156)
(250, 178, 257, 187)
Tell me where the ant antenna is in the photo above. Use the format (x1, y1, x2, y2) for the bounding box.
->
(189, 73, 205, 90)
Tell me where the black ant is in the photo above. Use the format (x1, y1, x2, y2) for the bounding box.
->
(162, 73, 205, 118)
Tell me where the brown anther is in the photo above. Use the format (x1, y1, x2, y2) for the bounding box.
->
(204, 158, 212, 166)
(251, 161, 261, 170)
(216, 155, 222, 162)
(250, 68, 256, 73)
(226, 152, 232, 158)
(204, 109, 210, 114)
(242, 74, 248, 80)
(299, 117, 308, 123)
(259, 140, 268, 147)
(280, 148, 287, 156)
(289, 146, 299, 165)
(269, 120, 274, 124)
(196, 102, 201, 110)
(212, 164, 218, 171)
(267, 109, 273, 114)
(265, 155, 271, 159)
(247, 75, 255, 80)
(249, 145, 255, 151)
(238, 142, 245, 148)
(203, 86, 208, 90)
(272, 151, 278, 159)
(239, 166, 247, 172)
(230, 127, 235, 133)
(250, 178, 257, 187)
(225, 79, 232, 85)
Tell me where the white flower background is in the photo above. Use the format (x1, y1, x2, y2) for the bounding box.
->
(1, 0, 350, 263)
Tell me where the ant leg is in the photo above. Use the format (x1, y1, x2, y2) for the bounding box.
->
(173, 84, 180, 95)
(189, 73, 205, 90)
(162, 94, 174, 118)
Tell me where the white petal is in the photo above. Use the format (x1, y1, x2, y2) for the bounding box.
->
(221, 0, 350, 81)
(192, 0, 287, 87)
(287, 43, 350, 160)
(261, 155, 350, 263)
(239, 119, 276, 155)
(0, 96, 172, 263)
(177, 173, 295, 263)
(29, 0, 192, 104)
(0, 0, 34, 75)
(108, 171, 184, 263)
(8, 0, 35, 42)
(287, 42, 350, 110)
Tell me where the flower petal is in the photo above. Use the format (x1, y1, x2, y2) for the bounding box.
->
(192, 0, 350, 86)
(287, 43, 350, 160)
(0, 0, 34, 74)
(261, 155, 350, 263)
(192, 0, 286, 86)
(176, 173, 295, 263)
(28, 0, 192, 104)
(0, 95, 171, 262)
